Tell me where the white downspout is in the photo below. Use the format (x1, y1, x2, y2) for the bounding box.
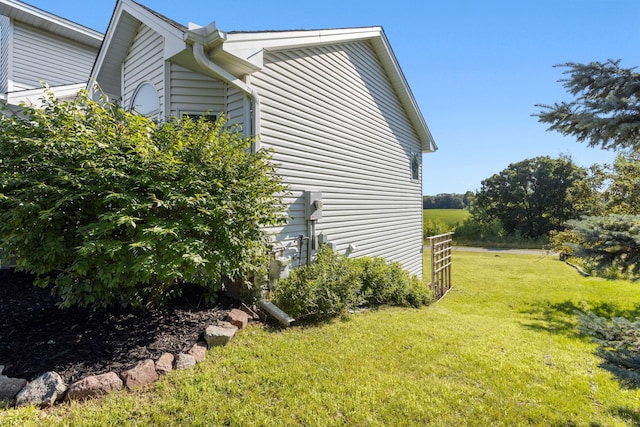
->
(190, 34, 297, 327)
(191, 41, 261, 151)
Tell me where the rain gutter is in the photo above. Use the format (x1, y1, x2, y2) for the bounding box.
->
(185, 29, 261, 150)
(186, 28, 297, 326)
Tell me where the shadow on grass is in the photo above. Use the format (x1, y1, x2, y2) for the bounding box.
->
(519, 299, 640, 337)
(521, 299, 640, 389)
(611, 406, 640, 425)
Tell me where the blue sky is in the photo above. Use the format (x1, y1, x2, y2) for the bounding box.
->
(27, 0, 640, 195)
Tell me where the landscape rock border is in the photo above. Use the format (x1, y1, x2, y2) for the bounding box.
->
(1, 307, 256, 408)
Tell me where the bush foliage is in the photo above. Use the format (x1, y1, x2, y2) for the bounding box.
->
(271, 246, 431, 323)
(452, 216, 548, 248)
(0, 91, 286, 309)
(423, 218, 451, 239)
(354, 257, 429, 308)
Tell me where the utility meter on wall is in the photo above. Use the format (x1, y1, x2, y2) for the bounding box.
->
(305, 191, 323, 221)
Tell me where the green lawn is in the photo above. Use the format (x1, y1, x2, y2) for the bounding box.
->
(423, 209, 470, 227)
(2, 252, 640, 426)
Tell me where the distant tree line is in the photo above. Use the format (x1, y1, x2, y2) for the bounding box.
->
(423, 192, 473, 210)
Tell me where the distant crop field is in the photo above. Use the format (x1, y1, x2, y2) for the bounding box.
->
(423, 209, 469, 227)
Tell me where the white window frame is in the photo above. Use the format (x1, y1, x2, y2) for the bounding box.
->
(130, 82, 160, 116)
(410, 152, 421, 182)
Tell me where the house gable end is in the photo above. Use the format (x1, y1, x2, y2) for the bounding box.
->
(0, 0, 102, 101)
(253, 40, 425, 275)
(122, 23, 164, 117)
(223, 27, 435, 153)
(92, 0, 186, 102)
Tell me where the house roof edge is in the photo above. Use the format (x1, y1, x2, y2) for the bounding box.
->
(0, 0, 103, 47)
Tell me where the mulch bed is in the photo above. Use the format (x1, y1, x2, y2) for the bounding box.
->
(0, 268, 234, 384)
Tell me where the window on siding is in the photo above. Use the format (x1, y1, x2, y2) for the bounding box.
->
(182, 113, 217, 123)
(130, 82, 160, 116)
(411, 152, 420, 181)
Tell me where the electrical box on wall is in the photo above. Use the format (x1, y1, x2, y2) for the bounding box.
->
(305, 190, 323, 221)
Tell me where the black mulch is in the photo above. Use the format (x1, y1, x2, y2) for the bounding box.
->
(0, 268, 234, 384)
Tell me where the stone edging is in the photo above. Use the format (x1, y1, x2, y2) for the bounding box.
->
(0, 308, 253, 408)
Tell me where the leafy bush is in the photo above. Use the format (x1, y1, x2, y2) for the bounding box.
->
(0, 91, 286, 309)
(454, 217, 507, 244)
(271, 245, 363, 322)
(548, 229, 583, 259)
(454, 217, 548, 248)
(423, 218, 450, 239)
(355, 257, 430, 307)
(271, 246, 431, 323)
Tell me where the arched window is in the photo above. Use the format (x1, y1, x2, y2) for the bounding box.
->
(130, 82, 160, 116)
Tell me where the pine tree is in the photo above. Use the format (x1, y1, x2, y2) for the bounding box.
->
(536, 60, 640, 276)
(578, 312, 640, 387)
(539, 60, 640, 387)
(537, 60, 640, 151)
(566, 215, 640, 278)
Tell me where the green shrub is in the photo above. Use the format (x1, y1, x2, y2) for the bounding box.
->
(423, 218, 450, 239)
(548, 229, 583, 259)
(355, 257, 430, 307)
(271, 245, 363, 322)
(454, 217, 504, 242)
(0, 91, 286, 309)
(272, 246, 431, 323)
(454, 217, 548, 248)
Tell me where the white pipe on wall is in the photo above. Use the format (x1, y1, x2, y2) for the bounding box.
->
(190, 40, 262, 150)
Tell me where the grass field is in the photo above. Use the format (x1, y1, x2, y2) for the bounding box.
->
(2, 252, 640, 426)
(423, 208, 470, 227)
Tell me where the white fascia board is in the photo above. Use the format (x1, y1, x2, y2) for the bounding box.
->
(224, 27, 383, 67)
(0, 0, 102, 47)
(88, 0, 127, 93)
(7, 82, 86, 106)
(373, 32, 436, 153)
(90, 0, 187, 93)
(117, 0, 186, 59)
(226, 26, 383, 46)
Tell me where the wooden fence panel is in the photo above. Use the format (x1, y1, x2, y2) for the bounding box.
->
(428, 232, 454, 300)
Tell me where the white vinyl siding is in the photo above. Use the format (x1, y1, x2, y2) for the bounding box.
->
(11, 22, 95, 90)
(169, 63, 226, 119)
(254, 41, 423, 276)
(0, 16, 9, 94)
(168, 64, 249, 133)
(122, 24, 164, 117)
(226, 86, 248, 132)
